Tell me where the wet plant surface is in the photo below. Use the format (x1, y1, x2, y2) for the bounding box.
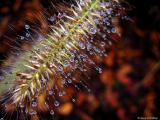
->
(0, 0, 160, 120)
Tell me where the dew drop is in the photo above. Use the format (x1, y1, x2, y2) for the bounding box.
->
(101, 42, 105, 47)
(94, 18, 100, 24)
(107, 8, 112, 15)
(89, 27, 97, 34)
(54, 101, 60, 107)
(70, 52, 75, 57)
(50, 110, 54, 115)
(20, 36, 24, 40)
(75, 60, 78, 63)
(41, 76, 47, 83)
(83, 69, 87, 71)
(86, 42, 92, 51)
(80, 1, 85, 6)
(62, 91, 66, 96)
(96, 67, 102, 73)
(70, 57, 75, 63)
(101, 2, 111, 7)
(67, 73, 71, 77)
(30, 111, 37, 115)
(103, 17, 109, 23)
(58, 12, 65, 18)
(111, 27, 116, 33)
(108, 41, 112, 45)
(32, 102, 37, 107)
(20, 103, 24, 108)
(100, 11, 106, 17)
(100, 2, 106, 7)
(25, 24, 30, 30)
(26, 33, 30, 37)
(57, 65, 63, 71)
(45, 102, 49, 108)
(88, 88, 91, 93)
(64, 60, 69, 66)
(48, 16, 55, 22)
(49, 90, 54, 95)
(107, 29, 111, 33)
(67, 79, 72, 83)
(106, 2, 111, 7)
(58, 92, 63, 97)
(72, 98, 76, 102)
(79, 42, 85, 49)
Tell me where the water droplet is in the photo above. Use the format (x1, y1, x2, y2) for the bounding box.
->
(100, 2, 111, 7)
(72, 98, 76, 102)
(57, 65, 63, 71)
(107, 29, 111, 33)
(101, 42, 105, 47)
(70, 58, 74, 63)
(49, 90, 54, 95)
(86, 42, 92, 51)
(102, 34, 106, 39)
(54, 101, 60, 107)
(48, 16, 55, 22)
(100, 11, 106, 17)
(107, 22, 111, 26)
(89, 27, 97, 34)
(41, 76, 47, 83)
(62, 91, 66, 96)
(96, 67, 102, 73)
(107, 8, 112, 15)
(88, 89, 91, 93)
(75, 60, 78, 64)
(79, 42, 85, 49)
(80, 1, 85, 6)
(20, 36, 24, 40)
(106, 2, 111, 7)
(32, 102, 37, 107)
(83, 69, 87, 71)
(58, 12, 66, 18)
(67, 79, 72, 83)
(20, 103, 24, 108)
(111, 27, 116, 33)
(94, 18, 100, 24)
(70, 52, 75, 57)
(30, 111, 37, 115)
(45, 102, 49, 108)
(26, 33, 30, 37)
(25, 24, 30, 29)
(64, 60, 69, 66)
(67, 73, 71, 77)
(50, 110, 54, 115)
(103, 17, 109, 23)
(58, 92, 63, 97)
(100, 2, 106, 7)
(108, 41, 112, 45)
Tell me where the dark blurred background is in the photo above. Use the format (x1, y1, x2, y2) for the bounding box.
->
(0, 0, 160, 120)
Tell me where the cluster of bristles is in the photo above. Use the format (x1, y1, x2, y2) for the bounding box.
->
(0, 0, 122, 119)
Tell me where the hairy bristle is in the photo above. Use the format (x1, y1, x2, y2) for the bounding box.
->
(0, 0, 123, 119)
